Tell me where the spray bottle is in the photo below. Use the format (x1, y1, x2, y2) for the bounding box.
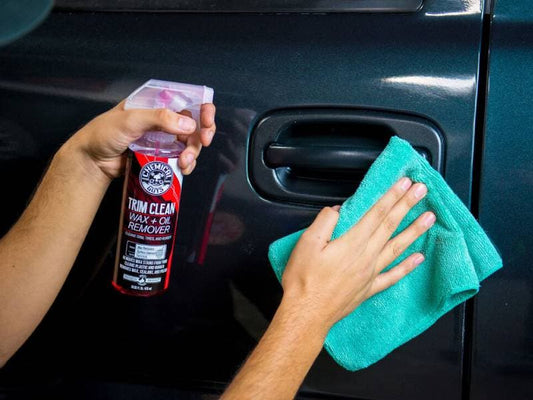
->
(112, 79, 214, 296)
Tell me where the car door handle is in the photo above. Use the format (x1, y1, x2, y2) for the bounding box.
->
(248, 108, 443, 206)
(265, 143, 382, 170)
(265, 143, 429, 171)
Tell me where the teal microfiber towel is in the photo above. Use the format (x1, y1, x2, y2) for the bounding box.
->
(268, 136, 503, 371)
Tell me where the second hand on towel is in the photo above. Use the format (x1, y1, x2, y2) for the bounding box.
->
(222, 178, 434, 400)
(269, 136, 503, 372)
(281, 178, 435, 328)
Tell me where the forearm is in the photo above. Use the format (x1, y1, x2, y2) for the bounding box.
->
(0, 99, 216, 367)
(221, 297, 329, 400)
(0, 140, 110, 366)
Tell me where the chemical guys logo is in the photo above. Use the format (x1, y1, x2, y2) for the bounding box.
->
(139, 161, 174, 195)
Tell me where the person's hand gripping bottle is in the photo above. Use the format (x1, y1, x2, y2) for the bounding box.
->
(112, 79, 214, 296)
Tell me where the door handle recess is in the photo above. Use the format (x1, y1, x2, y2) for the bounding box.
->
(248, 109, 443, 206)
(265, 143, 429, 171)
(265, 144, 383, 170)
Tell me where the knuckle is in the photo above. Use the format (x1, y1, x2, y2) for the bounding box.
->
(190, 142, 202, 152)
(157, 108, 175, 127)
(383, 216, 398, 233)
(374, 203, 388, 219)
(122, 111, 137, 131)
(359, 264, 376, 283)
(391, 242, 404, 258)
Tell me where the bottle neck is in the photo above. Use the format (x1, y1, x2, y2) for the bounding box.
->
(143, 131, 176, 143)
(129, 132, 185, 157)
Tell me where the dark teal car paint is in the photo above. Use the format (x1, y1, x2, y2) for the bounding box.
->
(472, 0, 533, 398)
(0, 0, 529, 398)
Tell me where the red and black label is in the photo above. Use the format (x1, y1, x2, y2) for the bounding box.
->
(112, 151, 183, 296)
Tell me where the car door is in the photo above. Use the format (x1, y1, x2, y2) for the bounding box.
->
(0, 1, 491, 399)
(470, 0, 533, 398)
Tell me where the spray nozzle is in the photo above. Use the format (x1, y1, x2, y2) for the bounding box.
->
(125, 79, 213, 117)
(124, 79, 214, 147)
(155, 89, 194, 112)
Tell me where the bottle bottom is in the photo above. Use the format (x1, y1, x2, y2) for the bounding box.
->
(111, 281, 168, 297)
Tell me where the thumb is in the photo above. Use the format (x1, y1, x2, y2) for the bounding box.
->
(121, 108, 197, 140)
(305, 206, 341, 247)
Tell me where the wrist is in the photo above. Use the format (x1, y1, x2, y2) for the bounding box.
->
(55, 138, 113, 188)
(278, 294, 332, 343)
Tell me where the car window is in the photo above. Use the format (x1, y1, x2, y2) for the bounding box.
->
(54, 0, 423, 13)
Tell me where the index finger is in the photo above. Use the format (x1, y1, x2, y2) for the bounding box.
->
(201, 103, 216, 128)
(199, 103, 217, 147)
(121, 108, 197, 140)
